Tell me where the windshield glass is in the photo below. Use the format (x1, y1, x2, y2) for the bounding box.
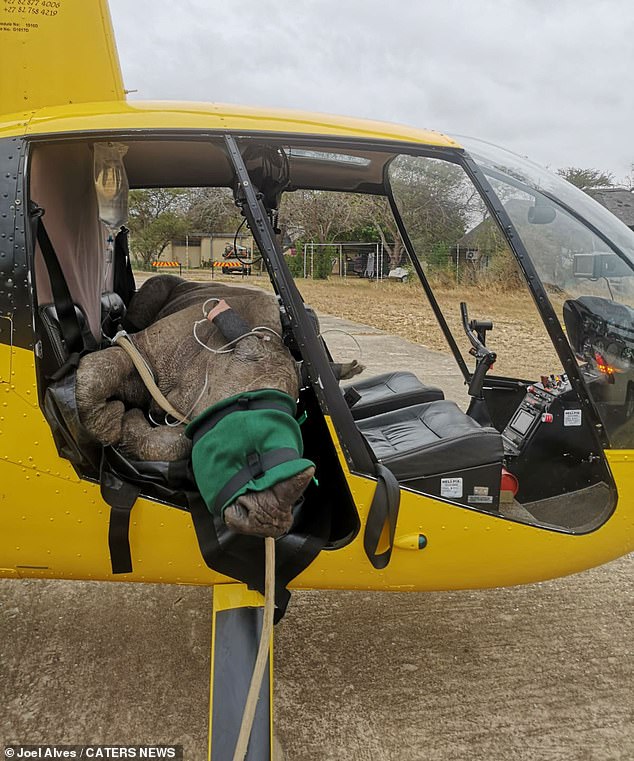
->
(460, 137, 634, 448)
(456, 136, 634, 267)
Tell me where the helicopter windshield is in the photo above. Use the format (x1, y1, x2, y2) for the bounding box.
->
(460, 137, 634, 448)
(457, 136, 634, 269)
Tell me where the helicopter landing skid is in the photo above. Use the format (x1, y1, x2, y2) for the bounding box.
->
(209, 584, 274, 761)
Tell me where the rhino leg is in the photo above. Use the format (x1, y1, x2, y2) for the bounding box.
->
(76, 347, 148, 447)
(120, 408, 192, 462)
(333, 359, 365, 380)
(223, 466, 315, 538)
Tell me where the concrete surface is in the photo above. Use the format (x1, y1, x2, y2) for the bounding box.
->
(317, 313, 469, 407)
(1, 313, 632, 760)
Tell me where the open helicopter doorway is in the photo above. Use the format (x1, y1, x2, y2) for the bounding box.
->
(26, 136, 363, 561)
(273, 142, 619, 535)
(25, 134, 620, 559)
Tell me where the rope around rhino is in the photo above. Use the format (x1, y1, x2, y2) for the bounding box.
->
(111, 331, 276, 760)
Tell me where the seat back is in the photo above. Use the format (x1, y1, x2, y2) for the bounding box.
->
(344, 371, 444, 420)
(100, 291, 127, 338)
(38, 302, 99, 370)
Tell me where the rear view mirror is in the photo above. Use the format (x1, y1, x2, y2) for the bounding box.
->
(527, 203, 556, 224)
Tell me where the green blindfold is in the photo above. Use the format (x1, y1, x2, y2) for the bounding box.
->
(185, 389, 315, 519)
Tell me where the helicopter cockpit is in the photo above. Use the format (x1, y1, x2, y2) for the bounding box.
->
(26, 132, 633, 561)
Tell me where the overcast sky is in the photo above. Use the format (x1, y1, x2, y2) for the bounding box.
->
(109, 0, 634, 181)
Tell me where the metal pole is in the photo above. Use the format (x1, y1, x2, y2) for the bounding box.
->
(456, 244, 459, 284)
(185, 233, 189, 271)
(311, 242, 314, 279)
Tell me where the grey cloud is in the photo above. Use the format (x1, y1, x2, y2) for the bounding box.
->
(109, 0, 634, 178)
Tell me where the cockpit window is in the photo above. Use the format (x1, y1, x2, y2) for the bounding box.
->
(456, 135, 634, 267)
(462, 138, 634, 448)
(387, 154, 561, 381)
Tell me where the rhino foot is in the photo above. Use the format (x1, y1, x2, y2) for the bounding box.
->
(334, 360, 365, 381)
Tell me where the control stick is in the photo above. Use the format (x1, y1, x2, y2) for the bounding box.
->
(460, 302, 496, 426)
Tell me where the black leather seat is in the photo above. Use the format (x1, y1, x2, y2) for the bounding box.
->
(39, 291, 127, 375)
(39, 303, 99, 367)
(357, 400, 504, 506)
(344, 371, 444, 420)
(100, 291, 127, 338)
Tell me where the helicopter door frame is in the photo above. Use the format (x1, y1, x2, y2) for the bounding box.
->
(223, 134, 375, 476)
(0, 137, 32, 355)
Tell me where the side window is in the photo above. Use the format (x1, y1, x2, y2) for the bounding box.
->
(277, 189, 468, 405)
(388, 155, 562, 383)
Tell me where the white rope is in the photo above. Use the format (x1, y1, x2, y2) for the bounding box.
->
(193, 321, 282, 355)
(232, 536, 276, 761)
(202, 297, 221, 316)
(319, 328, 363, 361)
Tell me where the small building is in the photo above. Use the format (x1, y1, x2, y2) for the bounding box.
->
(163, 232, 255, 268)
(586, 188, 634, 231)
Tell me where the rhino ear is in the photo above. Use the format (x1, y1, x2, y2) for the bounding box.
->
(271, 466, 315, 507)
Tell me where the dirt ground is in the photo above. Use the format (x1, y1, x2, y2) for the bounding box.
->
(1, 272, 631, 760)
(2, 555, 632, 761)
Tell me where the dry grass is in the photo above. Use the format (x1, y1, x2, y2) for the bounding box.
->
(145, 270, 564, 380)
(296, 278, 563, 380)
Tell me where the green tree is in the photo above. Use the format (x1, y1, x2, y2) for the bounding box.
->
(557, 167, 615, 191)
(389, 155, 475, 270)
(186, 187, 244, 233)
(278, 190, 367, 278)
(128, 189, 190, 267)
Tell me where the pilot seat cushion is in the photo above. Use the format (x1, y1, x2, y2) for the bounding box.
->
(357, 400, 503, 481)
(344, 371, 444, 420)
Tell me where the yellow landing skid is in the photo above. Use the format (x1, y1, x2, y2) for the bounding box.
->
(210, 584, 274, 761)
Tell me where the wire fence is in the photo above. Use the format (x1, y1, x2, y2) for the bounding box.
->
(286, 241, 515, 286)
(149, 237, 520, 288)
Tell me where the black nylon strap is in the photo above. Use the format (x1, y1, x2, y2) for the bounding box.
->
(191, 398, 292, 446)
(113, 226, 136, 307)
(101, 452, 141, 574)
(34, 212, 85, 356)
(213, 447, 300, 515)
(363, 464, 401, 570)
(186, 486, 330, 623)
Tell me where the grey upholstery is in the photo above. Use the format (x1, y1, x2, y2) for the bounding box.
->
(344, 371, 444, 420)
(357, 400, 503, 480)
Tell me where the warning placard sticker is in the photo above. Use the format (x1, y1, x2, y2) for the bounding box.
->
(564, 409, 582, 427)
(440, 477, 463, 499)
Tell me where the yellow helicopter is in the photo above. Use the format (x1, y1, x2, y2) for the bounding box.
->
(1, 1, 633, 759)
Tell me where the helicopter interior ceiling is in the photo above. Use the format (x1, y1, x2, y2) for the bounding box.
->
(121, 139, 390, 192)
